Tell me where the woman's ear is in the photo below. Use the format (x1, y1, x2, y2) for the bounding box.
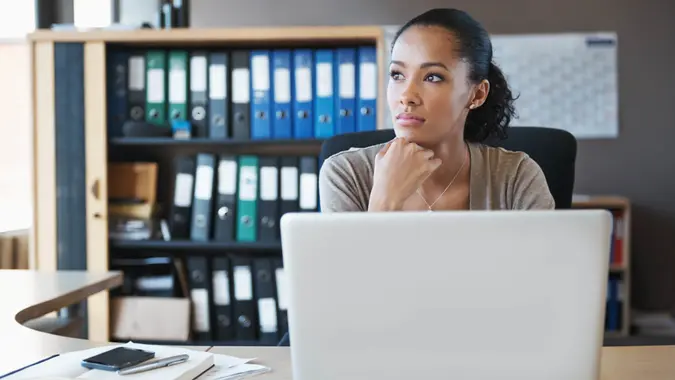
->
(469, 79, 490, 109)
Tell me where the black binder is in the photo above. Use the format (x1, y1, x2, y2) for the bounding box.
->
(279, 157, 299, 217)
(190, 153, 216, 241)
(232, 256, 257, 341)
(299, 156, 318, 212)
(127, 52, 146, 122)
(258, 156, 280, 242)
(212, 256, 235, 341)
(231, 50, 250, 140)
(186, 256, 212, 341)
(189, 50, 209, 137)
(213, 155, 238, 242)
(273, 258, 289, 338)
(170, 156, 196, 239)
(253, 258, 279, 344)
(208, 51, 229, 138)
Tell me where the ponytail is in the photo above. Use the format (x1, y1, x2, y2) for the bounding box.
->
(464, 62, 517, 143)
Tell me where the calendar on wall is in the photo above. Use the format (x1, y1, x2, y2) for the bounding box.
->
(381, 27, 619, 139)
(491, 32, 619, 139)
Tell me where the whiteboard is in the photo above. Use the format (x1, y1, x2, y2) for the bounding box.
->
(381, 27, 619, 139)
(491, 32, 619, 139)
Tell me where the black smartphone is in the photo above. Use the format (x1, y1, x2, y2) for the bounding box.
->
(81, 347, 155, 371)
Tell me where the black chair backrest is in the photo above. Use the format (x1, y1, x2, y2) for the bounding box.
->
(319, 127, 577, 209)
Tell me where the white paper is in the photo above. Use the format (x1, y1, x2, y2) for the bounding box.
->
(191, 288, 210, 332)
(147, 68, 165, 102)
(209, 64, 227, 99)
(260, 167, 278, 201)
(232, 68, 250, 103)
(258, 298, 278, 333)
(490, 32, 619, 138)
(295, 67, 312, 102)
(212, 270, 230, 306)
(252, 54, 270, 91)
(299, 173, 318, 210)
(199, 355, 269, 380)
(274, 68, 291, 103)
(280, 167, 298, 201)
(359, 62, 377, 100)
(218, 160, 237, 195)
(316, 62, 333, 97)
(128, 56, 145, 90)
(275, 268, 288, 310)
(339, 63, 355, 98)
(194, 165, 214, 200)
(238, 166, 257, 201)
(234, 266, 253, 301)
(169, 69, 186, 103)
(174, 173, 193, 207)
(190, 55, 207, 92)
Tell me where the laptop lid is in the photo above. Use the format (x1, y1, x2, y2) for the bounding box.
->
(280, 210, 612, 380)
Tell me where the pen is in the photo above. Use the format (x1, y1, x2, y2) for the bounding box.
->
(117, 354, 189, 376)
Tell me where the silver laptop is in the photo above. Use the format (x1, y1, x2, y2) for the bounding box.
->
(280, 210, 612, 380)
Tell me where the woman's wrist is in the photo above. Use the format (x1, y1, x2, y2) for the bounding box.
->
(368, 189, 403, 211)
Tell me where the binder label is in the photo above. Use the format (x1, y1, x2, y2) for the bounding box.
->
(274, 68, 291, 103)
(174, 173, 194, 207)
(234, 266, 253, 301)
(252, 55, 270, 91)
(281, 167, 299, 200)
(213, 270, 231, 306)
(360, 62, 377, 100)
(258, 298, 278, 333)
(295, 67, 312, 102)
(316, 62, 333, 97)
(300, 172, 318, 210)
(239, 166, 258, 201)
(339, 63, 355, 98)
(190, 288, 210, 332)
(147, 68, 165, 102)
(128, 56, 145, 90)
(169, 68, 187, 103)
(232, 68, 251, 103)
(209, 64, 227, 100)
(190, 56, 207, 92)
(260, 167, 279, 201)
(195, 165, 214, 200)
(218, 160, 237, 195)
(275, 268, 289, 310)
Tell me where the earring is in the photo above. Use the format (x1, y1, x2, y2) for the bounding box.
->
(469, 104, 476, 110)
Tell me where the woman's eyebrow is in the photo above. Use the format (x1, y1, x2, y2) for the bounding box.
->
(390, 60, 449, 70)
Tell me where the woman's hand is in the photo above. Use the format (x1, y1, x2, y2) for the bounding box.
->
(368, 137, 442, 211)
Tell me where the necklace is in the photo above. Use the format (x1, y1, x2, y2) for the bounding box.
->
(416, 145, 468, 212)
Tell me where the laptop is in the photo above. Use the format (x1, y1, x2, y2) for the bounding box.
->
(279, 210, 612, 380)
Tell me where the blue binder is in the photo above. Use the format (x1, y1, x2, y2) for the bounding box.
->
(314, 49, 335, 139)
(250, 50, 272, 140)
(335, 47, 357, 135)
(292, 49, 314, 139)
(357, 45, 377, 132)
(272, 49, 293, 139)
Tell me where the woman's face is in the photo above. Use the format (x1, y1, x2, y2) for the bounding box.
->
(387, 25, 475, 147)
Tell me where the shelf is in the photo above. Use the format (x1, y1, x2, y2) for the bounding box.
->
(108, 137, 324, 157)
(109, 239, 282, 254)
(110, 337, 279, 347)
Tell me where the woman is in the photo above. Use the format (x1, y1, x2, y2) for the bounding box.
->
(319, 8, 555, 213)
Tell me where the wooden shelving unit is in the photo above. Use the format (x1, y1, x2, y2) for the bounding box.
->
(28, 25, 387, 344)
(572, 195, 631, 338)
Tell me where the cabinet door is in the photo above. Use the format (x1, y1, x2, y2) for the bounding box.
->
(84, 42, 110, 342)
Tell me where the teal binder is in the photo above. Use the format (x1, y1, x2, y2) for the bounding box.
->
(236, 155, 259, 242)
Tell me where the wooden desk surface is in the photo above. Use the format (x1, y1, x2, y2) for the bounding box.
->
(2, 270, 675, 379)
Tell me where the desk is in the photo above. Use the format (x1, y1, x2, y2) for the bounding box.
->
(2, 270, 675, 379)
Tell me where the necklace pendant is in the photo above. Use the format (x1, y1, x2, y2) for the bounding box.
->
(427, 208, 433, 212)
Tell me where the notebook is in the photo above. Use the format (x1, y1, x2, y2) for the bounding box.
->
(4, 342, 213, 380)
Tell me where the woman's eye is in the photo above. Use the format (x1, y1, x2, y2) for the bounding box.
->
(425, 73, 444, 82)
(389, 71, 403, 80)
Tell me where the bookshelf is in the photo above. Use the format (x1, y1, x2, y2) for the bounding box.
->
(28, 25, 387, 344)
(572, 195, 631, 338)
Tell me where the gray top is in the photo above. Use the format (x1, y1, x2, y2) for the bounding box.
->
(318, 141, 555, 212)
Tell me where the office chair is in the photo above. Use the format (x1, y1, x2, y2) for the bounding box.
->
(318, 127, 577, 209)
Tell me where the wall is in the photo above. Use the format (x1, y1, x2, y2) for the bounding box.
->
(191, 0, 675, 312)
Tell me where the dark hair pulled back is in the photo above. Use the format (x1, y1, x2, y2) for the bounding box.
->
(392, 8, 517, 143)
